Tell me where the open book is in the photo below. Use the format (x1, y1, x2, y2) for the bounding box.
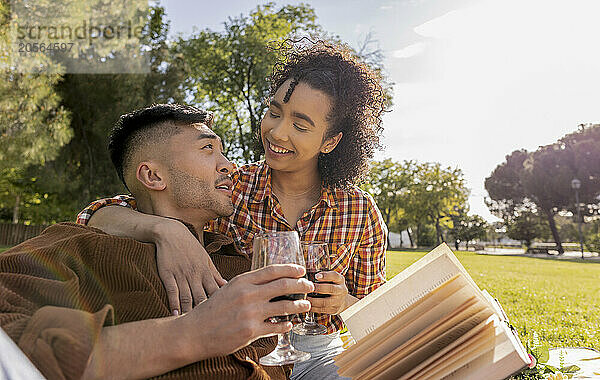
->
(336, 243, 530, 380)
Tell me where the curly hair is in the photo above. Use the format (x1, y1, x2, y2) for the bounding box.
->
(268, 38, 386, 189)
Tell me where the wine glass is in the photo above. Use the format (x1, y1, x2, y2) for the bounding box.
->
(252, 231, 311, 366)
(293, 242, 330, 335)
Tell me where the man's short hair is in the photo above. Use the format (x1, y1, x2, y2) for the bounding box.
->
(109, 104, 213, 191)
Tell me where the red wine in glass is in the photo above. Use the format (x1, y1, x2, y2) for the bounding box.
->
(252, 231, 311, 365)
(306, 270, 331, 298)
(269, 293, 306, 322)
(293, 242, 330, 335)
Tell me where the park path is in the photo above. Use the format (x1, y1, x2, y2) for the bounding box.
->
(476, 247, 600, 261)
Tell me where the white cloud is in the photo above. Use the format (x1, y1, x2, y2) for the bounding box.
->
(392, 42, 428, 58)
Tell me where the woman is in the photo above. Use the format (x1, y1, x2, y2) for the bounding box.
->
(77, 39, 388, 379)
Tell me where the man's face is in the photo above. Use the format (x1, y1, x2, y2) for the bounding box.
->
(260, 79, 335, 173)
(165, 124, 234, 218)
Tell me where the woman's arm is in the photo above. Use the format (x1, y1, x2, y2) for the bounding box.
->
(346, 194, 388, 300)
(88, 206, 227, 314)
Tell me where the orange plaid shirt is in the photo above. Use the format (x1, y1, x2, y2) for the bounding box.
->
(76, 161, 387, 333)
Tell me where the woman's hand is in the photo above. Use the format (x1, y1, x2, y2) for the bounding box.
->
(307, 270, 350, 315)
(155, 220, 227, 315)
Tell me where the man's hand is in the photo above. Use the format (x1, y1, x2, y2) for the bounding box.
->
(83, 264, 314, 379)
(184, 264, 314, 358)
(307, 270, 350, 315)
(155, 220, 227, 315)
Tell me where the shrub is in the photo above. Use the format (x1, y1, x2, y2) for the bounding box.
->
(585, 232, 600, 253)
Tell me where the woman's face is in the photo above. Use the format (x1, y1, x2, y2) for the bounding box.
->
(260, 79, 342, 175)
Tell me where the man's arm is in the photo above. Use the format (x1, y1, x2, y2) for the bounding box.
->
(89, 206, 226, 314)
(82, 264, 313, 379)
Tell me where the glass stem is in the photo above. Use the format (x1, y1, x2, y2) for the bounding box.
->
(305, 312, 316, 325)
(278, 332, 292, 350)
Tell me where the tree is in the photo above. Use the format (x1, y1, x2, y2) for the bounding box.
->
(506, 211, 547, 248)
(486, 124, 600, 254)
(173, 3, 323, 162)
(363, 159, 470, 247)
(362, 159, 417, 248)
(36, 6, 185, 216)
(449, 212, 488, 250)
(0, 5, 186, 223)
(0, 0, 72, 223)
(354, 30, 394, 110)
(585, 219, 600, 253)
(485, 125, 600, 254)
(484, 150, 529, 220)
(407, 162, 470, 245)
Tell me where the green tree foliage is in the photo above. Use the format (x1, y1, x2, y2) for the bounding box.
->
(362, 159, 416, 247)
(506, 211, 547, 248)
(0, 70, 72, 170)
(0, 0, 72, 223)
(408, 162, 470, 245)
(586, 231, 600, 254)
(34, 6, 185, 215)
(450, 212, 488, 250)
(173, 3, 323, 162)
(485, 124, 600, 254)
(1, 5, 186, 223)
(363, 159, 470, 247)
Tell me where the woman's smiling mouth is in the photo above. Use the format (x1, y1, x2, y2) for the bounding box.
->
(267, 141, 294, 155)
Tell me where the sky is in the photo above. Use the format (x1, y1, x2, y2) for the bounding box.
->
(159, 0, 600, 221)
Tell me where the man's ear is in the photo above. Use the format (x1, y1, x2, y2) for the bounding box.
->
(136, 162, 166, 191)
(321, 132, 343, 154)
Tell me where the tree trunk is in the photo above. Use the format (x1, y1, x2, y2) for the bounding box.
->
(542, 208, 564, 254)
(435, 217, 441, 245)
(415, 225, 420, 247)
(12, 194, 20, 224)
(385, 212, 392, 250)
(407, 228, 414, 248)
(454, 240, 459, 251)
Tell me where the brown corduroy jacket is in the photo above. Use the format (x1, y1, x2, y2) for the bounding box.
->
(0, 222, 288, 380)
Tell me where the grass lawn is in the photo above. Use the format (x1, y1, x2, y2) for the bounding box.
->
(387, 250, 600, 350)
(0, 246, 9, 254)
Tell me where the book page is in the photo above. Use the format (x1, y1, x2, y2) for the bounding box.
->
(439, 321, 530, 380)
(341, 243, 487, 341)
(354, 300, 490, 380)
(399, 315, 498, 380)
(338, 285, 480, 377)
(336, 274, 469, 368)
(415, 322, 496, 380)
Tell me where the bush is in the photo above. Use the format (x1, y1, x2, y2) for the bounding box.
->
(416, 224, 436, 247)
(585, 233, 600, 253)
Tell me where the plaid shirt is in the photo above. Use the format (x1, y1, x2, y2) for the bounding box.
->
(76, 161, 387, 333)
(76, 194, 138, 224)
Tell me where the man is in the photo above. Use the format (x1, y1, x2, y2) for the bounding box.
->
(0, 104, 314, 379)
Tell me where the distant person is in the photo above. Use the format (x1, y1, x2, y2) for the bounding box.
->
(0, 104, 313, 379)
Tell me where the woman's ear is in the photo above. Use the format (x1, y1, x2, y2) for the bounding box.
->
(136, 162, 166, 191)
(321, 132, 343, 154)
